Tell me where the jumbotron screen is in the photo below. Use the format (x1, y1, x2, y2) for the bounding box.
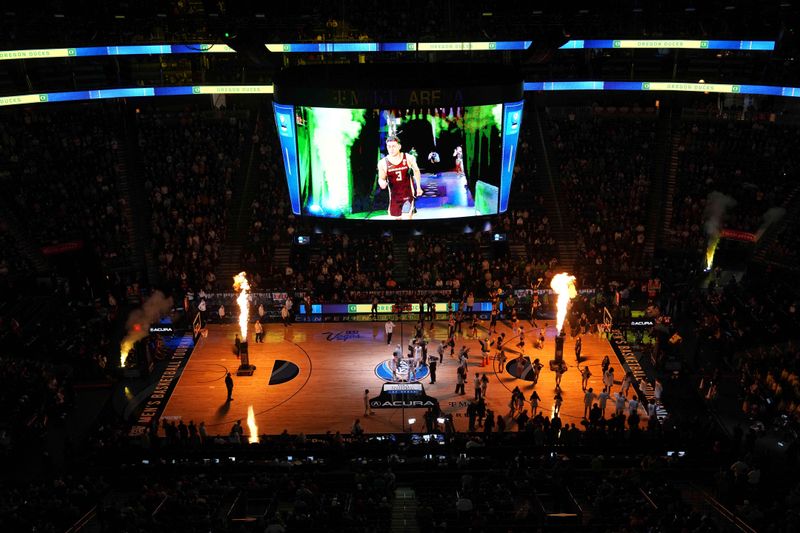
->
(274, 102, 523, 220)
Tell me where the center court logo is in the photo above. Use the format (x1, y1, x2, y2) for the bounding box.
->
(375, 359, 430, 382)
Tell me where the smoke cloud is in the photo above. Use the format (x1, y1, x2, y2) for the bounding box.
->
(121, 291, 174, 366)
(702, 191, 737, 271)
(755, 207, 786, 241)
(703, 191, 738, 238)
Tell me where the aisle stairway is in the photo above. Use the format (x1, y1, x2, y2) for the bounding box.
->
(217, 110, 260, 284)
(0, 198, 49, 275)
(392, 237, 410, 285)
(752, 183, 800, 269)
(110, 134, 145, 276)
(644, 103, 681, 263)
(658, 109, 685, 250)
(121, 104, 159, 284)
(531, 103, 577, 270)
(390, 487, 419, 533)
(271, 245, 291, 284)
(509, 242, 527, 261)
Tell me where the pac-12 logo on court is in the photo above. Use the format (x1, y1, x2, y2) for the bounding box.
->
(375, 359, 429, 382)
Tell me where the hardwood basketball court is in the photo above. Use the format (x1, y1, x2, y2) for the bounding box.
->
(160, 319, 634, 436)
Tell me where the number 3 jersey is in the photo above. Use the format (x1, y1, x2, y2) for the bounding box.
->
(384, 153, 414, 216)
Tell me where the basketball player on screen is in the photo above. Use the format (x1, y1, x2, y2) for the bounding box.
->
(378, 135, 423, 220)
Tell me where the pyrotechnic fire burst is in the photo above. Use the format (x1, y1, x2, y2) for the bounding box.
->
(120, 339, 134, 368)
(247, 405, 259, 444)
(705, 235, 719, 272)
(550, 273, 577, 333)
(233, 272, 250, 340)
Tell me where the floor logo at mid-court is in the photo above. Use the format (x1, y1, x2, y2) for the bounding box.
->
(375, 359, 429, 382)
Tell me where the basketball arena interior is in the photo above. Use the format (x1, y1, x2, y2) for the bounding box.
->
(1, 2, 800, 531)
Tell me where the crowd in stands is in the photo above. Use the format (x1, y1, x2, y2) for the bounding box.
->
(6, 400, 791, 533)
(505, 204, 559, 270)
(0, 354, 74, 454)
(0, 105, 131, 464)
(286, 233, 396, 300)
(138, 107, 251, 292)
(547, 109, 655, 286)
(762, 215, 800, 270)
(0, 222, 34, 287)
(0, 1, 786, 49)
(716, 271, 800, 433)
(689, 266, 800, 459)
(697, 267, 799, 354)
(241, 114, 292, 289)
(0, 105, 131, 269)
(737, 340, 800, 434)
(2, 427, 799, 532)
(0, 474, 105, 532)
(405, 234, 479, 292)
(501, 116, 560, 288)
(5, 94, 800, 532)
(0, 281, 124, 461)
(275, 218, 559, 302)
(669, 118, 800, 252)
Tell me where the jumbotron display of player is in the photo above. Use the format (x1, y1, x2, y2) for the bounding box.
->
(377, 135, 423, 220)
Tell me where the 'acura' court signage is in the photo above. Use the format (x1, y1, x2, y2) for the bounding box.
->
(369, 383, 439, 409)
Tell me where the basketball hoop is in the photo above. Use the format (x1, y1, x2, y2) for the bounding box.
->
(600, 306, 613, 336)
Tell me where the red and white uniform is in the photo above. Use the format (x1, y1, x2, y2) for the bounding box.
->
(385, 153, 414, 217)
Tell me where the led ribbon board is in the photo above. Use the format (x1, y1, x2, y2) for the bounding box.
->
(0, 44, 235, 60)
(560, 39, 774, 50)
(0, 39, 774, 61)
(0, 85, 273, 106)
(523, 81, 800, 97)
(298, 302, 503, 314)
(4, 80, 800, 109)
(0, 41, 531, 60)
(265, 41, 532, 52)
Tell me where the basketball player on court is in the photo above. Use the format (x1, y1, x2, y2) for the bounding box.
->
(378, 135, 423, 220)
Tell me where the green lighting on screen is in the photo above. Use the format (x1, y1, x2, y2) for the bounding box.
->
(464, 104, 502, 180)
(305, 107, 367, 215)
